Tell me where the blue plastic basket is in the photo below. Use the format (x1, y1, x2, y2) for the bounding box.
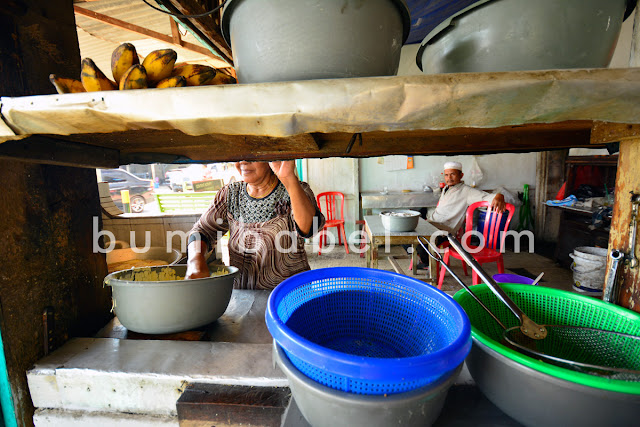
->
(266, 267, 471, 395)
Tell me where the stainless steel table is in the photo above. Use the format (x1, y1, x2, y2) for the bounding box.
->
(361, 190, 440, 215)
(363, 215, 441, 282)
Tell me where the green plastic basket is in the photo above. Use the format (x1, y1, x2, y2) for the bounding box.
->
(453, 284, 640, 394)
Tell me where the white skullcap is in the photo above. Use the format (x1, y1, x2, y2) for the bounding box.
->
(444, 161, 462, 171)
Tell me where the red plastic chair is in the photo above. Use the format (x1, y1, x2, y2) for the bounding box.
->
(316, 192, 349, 255)
(437, 201, 515, 289)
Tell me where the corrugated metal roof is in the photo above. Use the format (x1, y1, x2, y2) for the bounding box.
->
(73, 0, 230, 79)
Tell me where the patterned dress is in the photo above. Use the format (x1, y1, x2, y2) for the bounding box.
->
(189, 180, 325, 290)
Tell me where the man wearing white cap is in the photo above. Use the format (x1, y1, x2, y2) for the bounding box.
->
(428, 161, 506, 234)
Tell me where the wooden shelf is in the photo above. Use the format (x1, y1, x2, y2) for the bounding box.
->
(2, 69, 640, 167)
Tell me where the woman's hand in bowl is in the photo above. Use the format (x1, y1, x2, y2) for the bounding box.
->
(185, 254, 211, 279)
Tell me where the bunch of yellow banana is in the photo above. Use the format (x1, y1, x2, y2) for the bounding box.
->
(111, 43, 139, 85)
(49, 74, 86, 94)
(171, 64, 217, 86)
(81, 58, 117, 92)
(142, 49, 178, 85)
(119, 64, 148, 90)
(156, 76, 187, 88)
(49, 43, 236, 94)
(205, 71, 237, 85)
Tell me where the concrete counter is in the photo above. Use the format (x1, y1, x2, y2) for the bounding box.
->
(28, 289, 522, 426)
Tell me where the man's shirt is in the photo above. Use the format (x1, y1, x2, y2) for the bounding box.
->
(428, 182, 496, 233)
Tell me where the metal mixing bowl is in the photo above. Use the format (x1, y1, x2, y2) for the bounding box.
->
(417, 0, 629, 73)
(104, 265, 239, 334)
(380, 209, 421, 232)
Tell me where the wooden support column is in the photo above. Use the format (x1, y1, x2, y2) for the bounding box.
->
(534, 150, 568, 242)
(0, 1, 112, 426)
(606, 139, 640, 313)
(604, 5, 640, 312)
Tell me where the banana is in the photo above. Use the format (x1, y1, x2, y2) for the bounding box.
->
(111, 43, 139, 84)
(49, 74, 86, 94)
(205, 70, 237, 85)
(155, 75, 187, 88)
(81, 58, 117, 92)
(171, 64, 217, 86)
(119, 64, 148, 90)
(141, 49, 177, 85)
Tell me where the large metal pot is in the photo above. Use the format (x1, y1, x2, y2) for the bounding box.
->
(417, 0, 630, 74)
(221, 0, 411, 83)
(104, 265, 239, 334)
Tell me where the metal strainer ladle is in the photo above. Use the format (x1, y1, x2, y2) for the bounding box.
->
(418, 234, 640, 379)
(417, 235, 547, 340)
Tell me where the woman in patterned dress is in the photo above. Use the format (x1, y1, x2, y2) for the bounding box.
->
(185, 160, 325, 290)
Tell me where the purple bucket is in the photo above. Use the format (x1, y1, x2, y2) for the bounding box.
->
(492, 273, 535, 285)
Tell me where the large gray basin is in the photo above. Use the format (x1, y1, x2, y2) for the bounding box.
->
(221, 0, 411, 83)
(273, 342, 462, 427)
(417, 0, 629, 73)
(467, 339, 640, 427)
(104, 265, 238, 334)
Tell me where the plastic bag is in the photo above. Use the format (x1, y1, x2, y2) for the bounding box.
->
(495, 186, 521, 207)
(468, 157, 484, 188)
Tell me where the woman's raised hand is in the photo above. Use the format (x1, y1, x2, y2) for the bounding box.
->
(269, 160, 297, 183)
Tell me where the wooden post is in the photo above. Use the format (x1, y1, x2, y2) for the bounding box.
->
(606, 139, 640, 312)
(534, 150, 568, 242)
(0, 1, 112, 425)
(606, 0, 640, 312)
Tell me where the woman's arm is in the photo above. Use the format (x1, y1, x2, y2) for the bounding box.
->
(185, 186, 230, 279)
(270, 161, 316, 235)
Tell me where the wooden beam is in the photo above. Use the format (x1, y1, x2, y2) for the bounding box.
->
(591, 121, 640, 144)
(169, 17, 183, 46)
(161, 0, 233, 64)
(43, 121, 596, 164)
(0, 135, 120, 168)
(73, 5, 229, 68)
(332, 126, 593, 157)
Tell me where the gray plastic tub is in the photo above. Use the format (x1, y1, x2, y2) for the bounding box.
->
(104, 265, 238, 334)
(466, 339, 640, 427)
(273, 342, 462, 427)
(221, 0, 411, 83)
(417, 0, 628, 74)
